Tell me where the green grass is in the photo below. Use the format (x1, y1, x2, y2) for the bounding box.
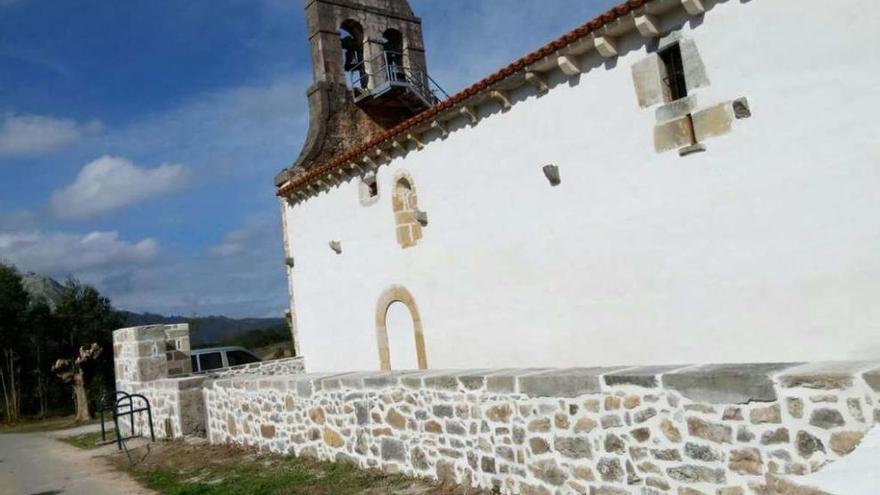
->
(0, 415, 100, 434)
(118, 442, 451, 495)
(60, 429, 116, 449)
(134, 457, 411, 495)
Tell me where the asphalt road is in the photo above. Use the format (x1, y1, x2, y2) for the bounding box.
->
(0, 426, 153, 495)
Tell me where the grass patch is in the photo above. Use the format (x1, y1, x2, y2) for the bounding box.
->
(0, 415, 100, 434)
(116, 441, 490, 495)
(61, 429, 116, 449)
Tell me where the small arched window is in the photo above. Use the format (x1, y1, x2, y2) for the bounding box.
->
(340, 20, 367, 89)
(381, 29, 406, 83)
(392, 173, 422, 249)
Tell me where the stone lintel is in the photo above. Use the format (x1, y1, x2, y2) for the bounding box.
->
(663, 363, 798, 404)
(778, 362, 879, 390)
(519, 367, 624, 398)
(604, 365, 689, 388)
(635, 15, 661, 38)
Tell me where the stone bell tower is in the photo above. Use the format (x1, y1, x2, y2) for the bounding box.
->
(275, 0, 442, 186)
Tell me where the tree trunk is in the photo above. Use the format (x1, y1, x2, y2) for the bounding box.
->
(0, 362, 9, 423)
(73, 369, 90, 422)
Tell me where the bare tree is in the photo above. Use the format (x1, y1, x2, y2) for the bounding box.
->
(52, 343, 102, 422)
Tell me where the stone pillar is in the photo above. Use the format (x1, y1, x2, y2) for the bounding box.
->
(113, 324, 192, 391)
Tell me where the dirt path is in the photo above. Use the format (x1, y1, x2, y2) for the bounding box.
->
(0, 426, 154, 495)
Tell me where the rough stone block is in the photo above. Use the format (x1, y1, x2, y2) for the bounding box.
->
(631, 54, 665, 108)
(653, 116, 694, 153)
(655, 95, 698, 124)
(519, 368, 618, 398)
(484, 368, 544, 393)
(692, 102, 734, 142)
(862, 367, 880, 392)
(663, 363, 797, 404)
(605, 365, 686, 388)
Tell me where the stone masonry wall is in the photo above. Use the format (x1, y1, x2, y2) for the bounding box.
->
(112, 325, 304, 440)
(204, 363, 880, 495)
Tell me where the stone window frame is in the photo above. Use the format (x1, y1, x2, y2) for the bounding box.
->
(374, 285, 428, 371)
(391, 170, 422, 249)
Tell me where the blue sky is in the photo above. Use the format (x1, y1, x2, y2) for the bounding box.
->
(0, 0, 608, 318)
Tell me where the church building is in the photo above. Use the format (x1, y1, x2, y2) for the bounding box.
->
(274, 0, 880, 372)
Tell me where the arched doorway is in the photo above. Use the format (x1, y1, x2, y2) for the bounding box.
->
(375, 285, 427, 370)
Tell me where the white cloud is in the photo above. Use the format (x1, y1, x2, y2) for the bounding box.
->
(49, 155, 190, 220)
(0, 230, 158, 276)
(209, 221, 272, 258)
(0, 112, 101, 158)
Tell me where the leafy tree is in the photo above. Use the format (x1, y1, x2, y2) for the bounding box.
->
(52, 279, 123, 421)
(0, 263, 29, 422)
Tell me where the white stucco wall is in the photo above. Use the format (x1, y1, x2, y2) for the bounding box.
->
(285, 0, 880, 372)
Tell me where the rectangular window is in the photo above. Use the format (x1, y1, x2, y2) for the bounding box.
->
(659, 43, 688, 102)
(198, 352, 223, 371)
(227, 350, 260, 367)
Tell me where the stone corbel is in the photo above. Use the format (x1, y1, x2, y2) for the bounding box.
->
(431, 120, 449, 138)
(460, 106, 478, 126)
(490, 90, 512, 112)
(557, 55, 584, 76)
(407, 133, 425, 150)
(682, 0, 705, 15)
(348, 161, 363, 174)
(593, 36, 618, 58)
(635, 15, 661, 38)
(525, 71, 549, 94)
(391, 140, 406, 153)
(324, 173, 339, 187)
(362, 155, 378, 170)
(375, 148, 392, 163)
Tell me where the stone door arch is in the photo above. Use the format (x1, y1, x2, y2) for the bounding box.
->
(375, 285, 427, 370)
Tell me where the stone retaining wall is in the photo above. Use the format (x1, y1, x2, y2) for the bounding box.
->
(204, 363, 880, 495)
(112, 325, 305, 439)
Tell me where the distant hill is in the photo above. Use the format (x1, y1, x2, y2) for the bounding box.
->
(117, 311, 286, 346)
(20, 273, 285, 347)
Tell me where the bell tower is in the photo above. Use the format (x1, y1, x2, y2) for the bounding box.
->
(276, 0, 444, 186)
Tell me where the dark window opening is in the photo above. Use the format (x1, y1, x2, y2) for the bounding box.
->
(659, 43, 688, 102)
(198, 352, 223, 371)
(341, 20, 367, 89)
(227, 350, 259, 367)
(382, 29, 406, 83)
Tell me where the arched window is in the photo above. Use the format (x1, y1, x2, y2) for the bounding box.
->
(392, 172, 422, 249)
(381, 29, 406, 83)
(340, 20, 367, 88)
